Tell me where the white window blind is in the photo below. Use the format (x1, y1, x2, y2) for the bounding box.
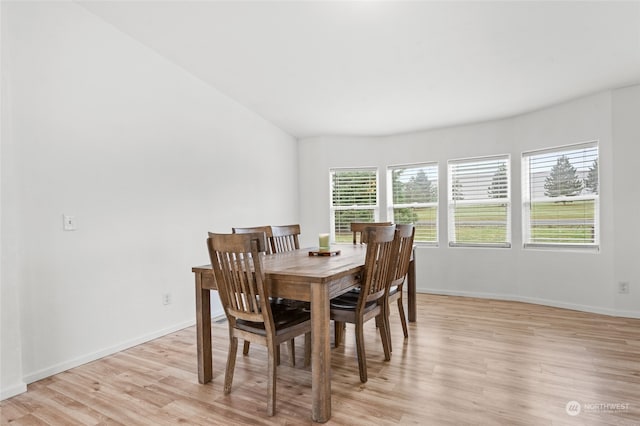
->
(387, 162, 438, 245)
(522, 142, 599, 249)
(448, 155, 511, 248)
(330, 168, 379, 243)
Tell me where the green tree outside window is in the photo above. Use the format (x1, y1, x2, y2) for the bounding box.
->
(544, 155, 583, 197)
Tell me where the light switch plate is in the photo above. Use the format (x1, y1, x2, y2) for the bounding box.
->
(63, 215, 77, 231)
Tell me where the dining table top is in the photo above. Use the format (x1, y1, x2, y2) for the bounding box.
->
(192, 244, 368, 283)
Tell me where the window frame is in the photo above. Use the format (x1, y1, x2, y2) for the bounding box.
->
(521, 141, 600, 251)
(387, 162, 439, 246)
(329, 167, 379, 243)
(447, 154, 512, 248)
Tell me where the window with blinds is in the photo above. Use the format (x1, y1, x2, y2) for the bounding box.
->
(447, 155, 511, 248)
(387, 162, 438, 245)
(330, 168, 379, 243)
(522, 142, 599, 249)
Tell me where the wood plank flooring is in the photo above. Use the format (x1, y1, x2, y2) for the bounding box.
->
(2, 294, 639, 425)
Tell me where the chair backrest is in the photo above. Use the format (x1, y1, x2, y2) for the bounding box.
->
(390, 224, 415, 288)
(207, 232, 273, 332)
(270, 224, 301, 253)
(358, 225, 398, 309)
(232, 226, 273, 255)
(351, 222, 393, 244)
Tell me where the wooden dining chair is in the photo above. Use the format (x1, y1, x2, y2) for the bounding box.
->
(270, 224, 301, 253)
(232, 226, 273, 357)
(232, 225, 308, 365)
(385, 224, 415, 351)
(232, 226, 273, 254)
(350, 222, 393, 244)
(269, 224, 310, 364)
(207, 232, 311, 416)
(330, 224, 398, 383)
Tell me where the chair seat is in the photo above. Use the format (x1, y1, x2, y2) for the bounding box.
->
(273, 297, 310, 311)
(330, 294, 378, 311)
(236, 306, 310, 336)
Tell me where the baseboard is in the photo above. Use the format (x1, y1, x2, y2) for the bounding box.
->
(420, 288, 640, 319)
(22, 318, 197, 385)
(1, 382, 27, 401)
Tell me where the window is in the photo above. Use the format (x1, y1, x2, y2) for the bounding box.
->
(447, 155, 511, 248)
(522, 142, 599, 249)
(387, 162, 439, 245)
(330, 168, 378, 243)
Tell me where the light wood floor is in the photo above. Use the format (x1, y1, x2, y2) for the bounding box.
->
(2, 294, 639, 425)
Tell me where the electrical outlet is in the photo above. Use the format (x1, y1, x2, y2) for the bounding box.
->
(618, 282, 630, 294)
(162, 293, 172, 305)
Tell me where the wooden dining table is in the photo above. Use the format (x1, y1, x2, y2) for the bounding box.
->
(191, 244, 416, 423)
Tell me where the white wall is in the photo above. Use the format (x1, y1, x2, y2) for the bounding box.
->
(1, 2, 298, 399)
(1, 0, 27, 400)
(612, 85, 640, 313)
(299, 87, 640, 318)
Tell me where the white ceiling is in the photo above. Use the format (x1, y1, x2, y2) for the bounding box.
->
(79, 1, 640, 139)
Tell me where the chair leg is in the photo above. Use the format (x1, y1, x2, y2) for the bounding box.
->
(267, 341, 277, 416)
(378, 302, 392, 353)
(334, 321, 345, 347)
(243, 340, 250, 355)
(224, 336, 238, 395)
(276, 345, 280, 365)
(385, 304, 393, 353)
(397, 297, 408, 339)
(355, 320, 367, 383)
(287, 339, 296, 367)
(378, 314, 391, 362)
(304, 332, 311, 367)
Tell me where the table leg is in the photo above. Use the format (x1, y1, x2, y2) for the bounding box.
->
(408, 254, 416, 323)
(195, 272, 212, 384)
(310, 282, 331, 423)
